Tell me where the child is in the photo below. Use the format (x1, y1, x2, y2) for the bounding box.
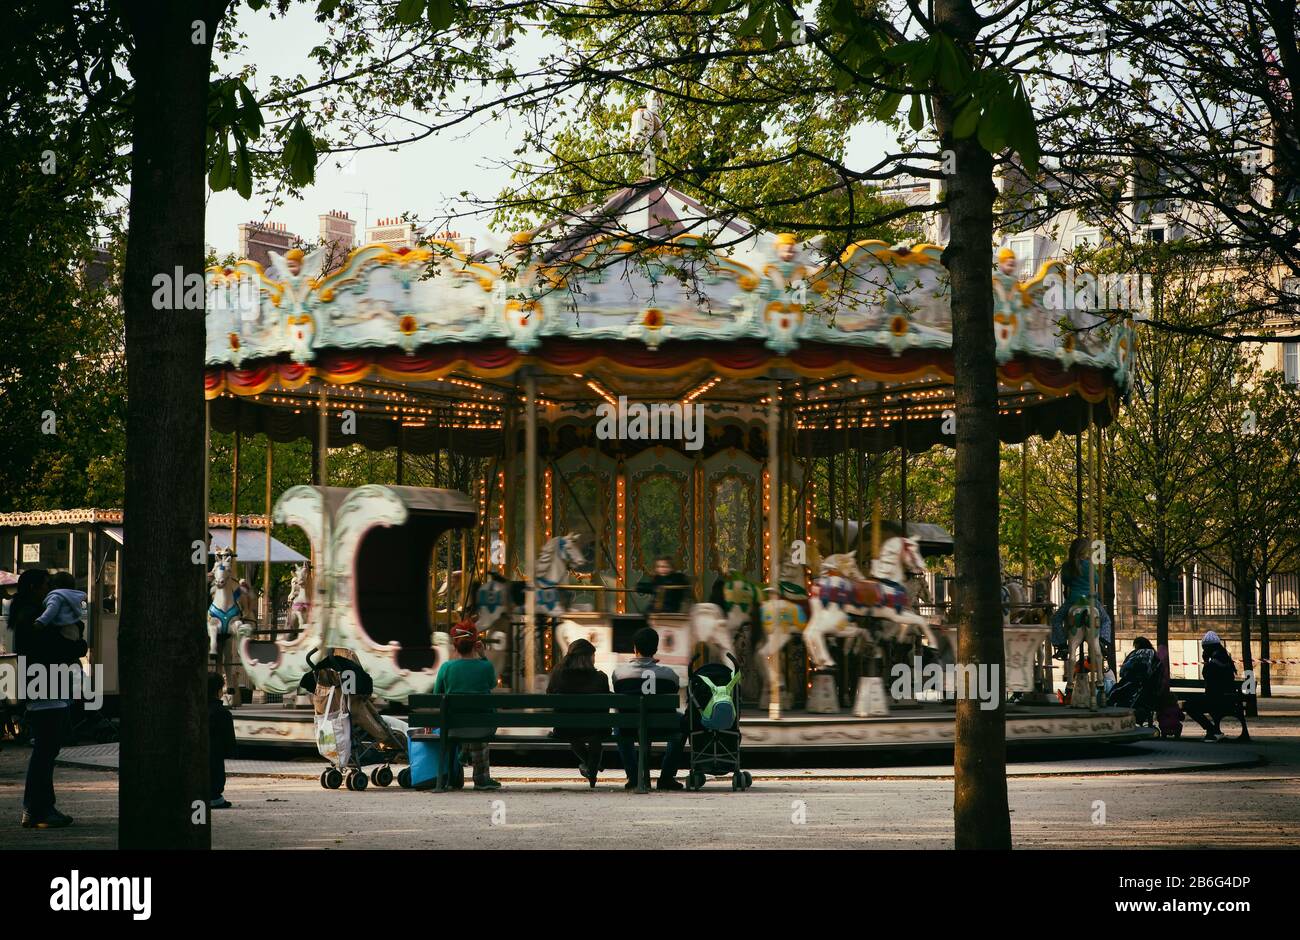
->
(208, 672, 236, 808)
(433, 622, 500, 790)
(35, 571, 88, 647)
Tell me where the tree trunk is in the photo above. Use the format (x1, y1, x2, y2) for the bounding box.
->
(118, 0, 227, 849)
(934, 0, 1010, 851)
(1154, 572, 1170, 650)
(1258, 578, 1271, 697)
(1235, 559, 1254, 678)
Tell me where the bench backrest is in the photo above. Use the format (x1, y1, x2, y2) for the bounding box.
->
(407, 692, 680, 734)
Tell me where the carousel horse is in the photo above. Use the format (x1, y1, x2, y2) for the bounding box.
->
(803, 550, 943, 670)
(535, 533, 589, 617)
(755, 590, 809, 708)
(436, 569, 465, 614)
(686, 602, 735, 661)
(207, 547, 253, 657)
(1064, 598, 1103, 710)
(285, 563, 310, 635)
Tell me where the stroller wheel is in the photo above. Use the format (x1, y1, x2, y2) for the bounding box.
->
(397, 768, 412, 789)
(323, 768, 343, 789)
(742, 771, 753, 789)
(687, 770, 705, 791)
(373, 766, 394, 787)
(731, 775, 743, 791)
(351, 769, 369, 791)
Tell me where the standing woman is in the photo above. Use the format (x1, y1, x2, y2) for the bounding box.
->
(546, 638, 610, 787)
(11, 568, 75, 828)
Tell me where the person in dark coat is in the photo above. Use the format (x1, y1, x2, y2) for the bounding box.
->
(1182, 631, 1249, 742)
(636, 556, 691, 613)
(546, 638, 610, 787)
(12, 569, 79, 829)
(208, 672, 237, 808)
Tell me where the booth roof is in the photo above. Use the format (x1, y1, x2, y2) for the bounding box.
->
(101, 525, 307, 564)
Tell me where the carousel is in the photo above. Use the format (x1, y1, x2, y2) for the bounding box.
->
(203, 139, 1145, 750)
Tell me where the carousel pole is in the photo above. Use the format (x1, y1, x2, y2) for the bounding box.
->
(1020, 439, 1029, 587)
(841, 405, 850, 552)
(899, 400, 909, 536)
(203, 399, 211, 553)
(263, 440, 273, 627)
(317, 381, 329, 649)
(230, 429, 240, 566)
(317, 382, 329, 486)
(1074, 427, 1083, 537)
(524, 369, 539, 694)
(856, 412, 866, 561)
(767, 378, 781, 720)
(396, 429, 404, 486)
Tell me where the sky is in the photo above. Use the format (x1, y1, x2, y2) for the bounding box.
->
(204, 6, 894, 257)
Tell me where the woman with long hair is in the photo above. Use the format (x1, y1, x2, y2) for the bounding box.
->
(546, 637, 610, 787)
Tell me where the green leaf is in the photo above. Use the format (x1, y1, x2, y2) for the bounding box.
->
(953, 98, 980, 138)
(283, 117, 317, 187)
(208, 133, 232, 192)
(234, 142, 253, 200)
(874, 91, 903, 121)
(316, 0, 341, 14)
(934, 34, 968, 94)
(395, 0, 425, 26)
(427, 0, 454, 30)
(910, 40, 939, 82)
(908, 94, 924, 131)
(977, 90, 1011, 152)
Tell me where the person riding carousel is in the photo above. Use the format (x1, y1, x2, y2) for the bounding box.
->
(636, 556, 691, 614)
(1051, 537, 1113, 660)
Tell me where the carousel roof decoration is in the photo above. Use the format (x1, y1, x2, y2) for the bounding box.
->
(204, 97, 1135, 453)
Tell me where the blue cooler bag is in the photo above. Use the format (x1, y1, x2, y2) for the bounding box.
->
(407, 729, 449, 789)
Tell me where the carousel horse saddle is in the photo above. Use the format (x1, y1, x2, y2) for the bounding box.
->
(208, 599, 243, 633)
(814, 575, 860, 608)
(1067, 599, 1098, 630)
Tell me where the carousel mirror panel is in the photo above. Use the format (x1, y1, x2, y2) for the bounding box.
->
(702, 449, 762, 602)
(625, 447, 695, 613)
(552, 448, 617, 612)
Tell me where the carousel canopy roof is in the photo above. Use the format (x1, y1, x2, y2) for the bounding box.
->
(204, 183, 1136, 452)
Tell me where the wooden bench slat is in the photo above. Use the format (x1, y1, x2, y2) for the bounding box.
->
(408, 693, 679, 710)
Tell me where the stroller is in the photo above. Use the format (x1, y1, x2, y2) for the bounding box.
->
(299, 648, 410, 790)
(685, 652, 752, 791)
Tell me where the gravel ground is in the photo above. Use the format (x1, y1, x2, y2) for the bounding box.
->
(3, 699, 1298, 850)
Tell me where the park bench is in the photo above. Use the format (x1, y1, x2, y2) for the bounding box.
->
(1168, 677, 1257, 721)
(407, 692, 682, 793)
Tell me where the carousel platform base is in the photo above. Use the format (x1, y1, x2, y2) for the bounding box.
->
(230, 702, 1149, 753)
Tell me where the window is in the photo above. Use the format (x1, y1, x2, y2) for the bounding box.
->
(1071, 230, 1099, 250)
(1286, 342, 1299, 385)
(1145, 227, 1165, 244)
(1010, 235, 1034, 276)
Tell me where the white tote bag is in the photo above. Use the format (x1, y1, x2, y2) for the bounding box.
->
(315, 685, 351, 769)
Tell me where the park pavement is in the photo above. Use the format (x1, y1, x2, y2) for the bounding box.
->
(2, 699, 1298, 850)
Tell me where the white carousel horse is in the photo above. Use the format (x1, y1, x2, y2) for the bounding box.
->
(534, 532, 589, 616)
(285, 563, 310, 635)
(436, 569, 465, 613)
(803, 548, 943, 670)
(1064, 598, 1103, 710)
(207, 548, 252, 657)
(686, 602, 735, 661)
